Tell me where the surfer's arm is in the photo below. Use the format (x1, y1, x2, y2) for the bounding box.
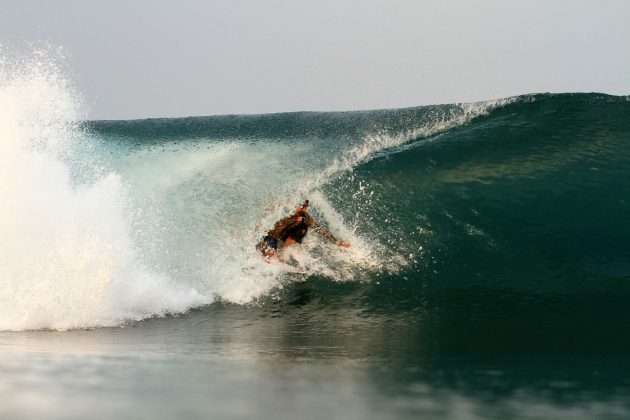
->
(307, 216, 350, 247)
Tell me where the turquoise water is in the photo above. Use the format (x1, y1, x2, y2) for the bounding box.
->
(2, 84, 630, 418)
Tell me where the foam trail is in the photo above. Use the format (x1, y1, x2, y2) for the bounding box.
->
(0, 49, 206, 331)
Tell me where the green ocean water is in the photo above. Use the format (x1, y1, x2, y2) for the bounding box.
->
(2, 93, 630, 419)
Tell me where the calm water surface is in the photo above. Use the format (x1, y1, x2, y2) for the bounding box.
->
(2, 288, 630, 420)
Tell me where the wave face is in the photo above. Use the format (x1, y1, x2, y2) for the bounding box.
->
(2, 54, 630, 332)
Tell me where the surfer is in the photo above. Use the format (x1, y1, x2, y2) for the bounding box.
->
(256, 199, 350, 259)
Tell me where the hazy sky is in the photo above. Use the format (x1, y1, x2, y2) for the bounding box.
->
(2, 0, 629, 119)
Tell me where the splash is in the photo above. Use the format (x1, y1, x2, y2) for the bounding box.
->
(0, 48, 206, 331)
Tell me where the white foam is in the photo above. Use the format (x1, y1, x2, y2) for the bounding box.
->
(0, 48, 207, 331)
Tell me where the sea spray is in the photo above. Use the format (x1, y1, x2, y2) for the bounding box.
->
(0, 49, 205, 331)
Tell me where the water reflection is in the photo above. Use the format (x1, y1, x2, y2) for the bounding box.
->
(2, 279, 630, 419)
